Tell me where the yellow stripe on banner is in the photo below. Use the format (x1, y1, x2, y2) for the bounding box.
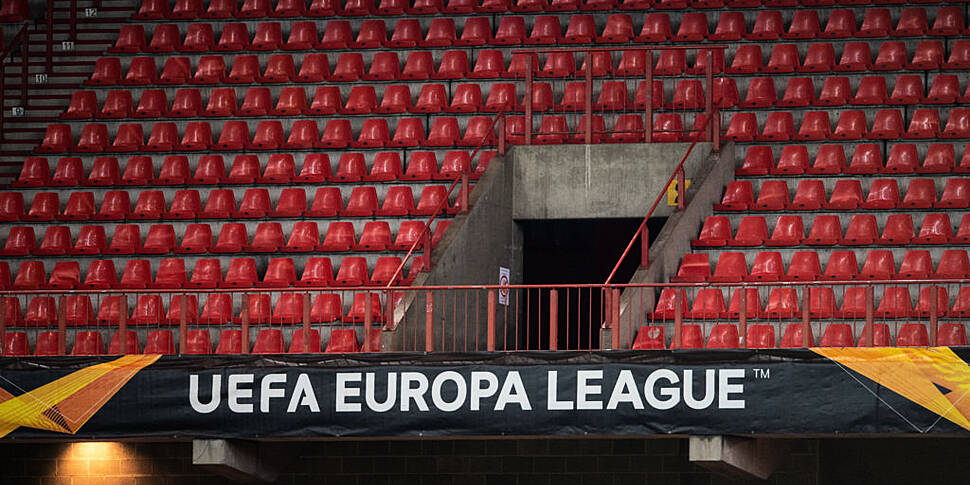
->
(813, 347, 970, 431)
(0, 355, 158, 437)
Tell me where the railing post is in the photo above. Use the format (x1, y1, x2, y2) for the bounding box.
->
(644, 50, 653, 143)
(864, 286, 874, 347)
(498, 115, 506, 155)
(118, 296, 128, 354)
(738, 288, 747, 346)
(363, 293, 373, 352)
(705, 49, 714, 143)
(47, 0, 53, 72)
(385, 289, 395, 331)
(548, 289, 558, 351)
(712, 49, 723, 152)
(57, 295, 67, 355)
(487, 290, 496, 351)
(801, 287, 811, 347)
(929, 286, 938, 346)
(611, 288, 620, 350)
(640, 226, 649, 267)
(179, 294, 188, 353)
(240, 295, 249, 354)
(584, 53, 592, 144)
(676, 167, 686, 210)
(21, 27, 29, 107)
(673, 290, 682, 349)
(459, 172, 469, 213)
(425, 291, 434, 352)
(303, 292, 311, 353)
(524, 54, 533, 145)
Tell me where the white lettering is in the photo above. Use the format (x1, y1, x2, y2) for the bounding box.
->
(365, 372, 397, 412)
(546, 371, 573, 410)
(606, 370, 644, 410)
(470, 372, 498, 411)
(496, 371, 531, 410)
(260, 374, 287, 413)
(189, 374, 220, 414)
(287, 374, 319, 413)
(644, 369, 680, 410)
(431, 371, 467, 412)
(336, 373, 362, 412)
(227, 374, 254, 413)
(683, 369, 716, 410)
(576, 370, 603, 410)
(719, 369, 746, 409)
(400, 372, 429, 411)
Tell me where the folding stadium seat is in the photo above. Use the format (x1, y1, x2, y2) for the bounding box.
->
(142, 224, 176, 253)
(758, 113, 793, 141)
(330, 152, 364, 182)
(121, 57, 158, 85)
(815, 77, 851, 107)
(85, 58, 123, 87)
(348, 19, 384, 49)
(797, 43, 835, 73)
(915, 213, 953, 244)
(73, 225, 108, 255)
(145, 24, 180, 53)
(420, 18, 455, 47)
(353, 119, 389, 148)
(747, 10, 783, 40)
(936, 179, 970, 209)
(877, 214, 914, 244)
(727, 46, 763, 74)
(783, 10, 821, 40)
(134, 0, 169, 18)
(823, 251, 859, 280)
(942, 109, 970, 139)
(845, 143, 881, 174)
(900, 179, 936, 209)
(48, 157, 82, 187)
(412, 84, 447, 114)
(952, 290, 970, 317)
(929, 6, 964, 36)
(34, 226, 68, 255)
(535, 116, 569, 145)
(432, 51, 469, 81)
(2, 226, 35, 256)
(107, 124, 143, 153)
(246, 222, 284, 252)
(106, 224, 142, 253)
(761, 288, 799, 318)
(943, 40, 970, 70)
(714, 181, 753, 211)
(858, 250, 896, 280)
(817, 324, 853, 348)
(835, 43, 871, 72)
(23, 192, 57, 221)
(651, 288, 689, 319)
(858, 9, 891, 37)
(390, 118, 425, 147)
(724, 113, 756, 142)
(218, 257, 257, 288)
(177, 24, 214, 53)
(539, 52, 575, 78)
(60, 192, 96, 220)
(61, 90, 98, 120)
(907, 41, 944, 71)
(610, 115, 644, 143)
(841, 214, 877, 245)
(829, 110, 866, 140)
(73, 123, 107, 153)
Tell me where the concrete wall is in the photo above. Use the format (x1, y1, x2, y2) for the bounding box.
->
(609, 143, 737, 348)
(511, 143, 711, 220)
(385, 152, 523, 352)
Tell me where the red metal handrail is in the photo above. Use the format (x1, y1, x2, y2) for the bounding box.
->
(604, 136, 703, 284)
(0, 22, 31, 134)
(383, 112, 508, 291)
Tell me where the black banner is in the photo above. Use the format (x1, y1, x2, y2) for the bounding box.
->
(2, 348, 969, 439)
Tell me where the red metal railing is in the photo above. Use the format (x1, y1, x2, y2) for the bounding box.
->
(604, 138, 702, 285)
(384, 112, 508, 293)
(0, 22, 31, 131)
(1, 279, 968, 356)
(512, 46, 725, 148)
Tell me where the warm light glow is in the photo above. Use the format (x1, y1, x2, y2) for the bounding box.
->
(68, 441, 127, 460)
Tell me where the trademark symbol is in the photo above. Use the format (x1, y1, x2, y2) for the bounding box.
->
(753, 368, 770, 379)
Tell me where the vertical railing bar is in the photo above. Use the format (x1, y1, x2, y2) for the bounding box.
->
(584, 52, 592, 143)
(929, 285, 938, 347)
(801, 287, 811, 347)
(57, 295, 67, 355)
(179, 294, 188, 353)
(487, 290, 496, 351)
(549, 289, 558, 351)
(303, 292, 311, 353)
(47, 0, 53, 72)
(425, 290, 433, 352)
(240, 293, 250, 354)
(864, 286, 874, 347)
(363, 293, 373, 353)
(524, 54, 533, 145)
(118, 295, 128, 355)
(673, 290, 682, 349)
(738, 288, 747, 347)
(644, 50, 653, 143)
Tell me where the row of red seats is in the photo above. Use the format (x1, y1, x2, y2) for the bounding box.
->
(2, 217, 445, 255)
(62, 80, 725, 120)
(717, 178, 970, 211)
(729, 74, 970, 109)
(0, 185, 459, 222)
(724, 108, 970, 143)
(84, 40, 970, 88)
(694, 213, 970, 247)
(738, 144, 970, 176)
(632, 322, 967, 349)
(1, 219, 447, 256)
(2, 328, 377, 356)
(652, 286, 970, 319)
(131, 0, 663, 21)
(673, 249, 970, 282)
(114, 9, 970, 55)
(2, 255, 417, 290)
(625, 8, 969, 42)
(3, 292, 385, 326)
(37, 118, 497, 153)
(14, 152, 489, 188)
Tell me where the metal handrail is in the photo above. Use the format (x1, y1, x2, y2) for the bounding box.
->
(383, 111, 508, 290)
(0, 22, 31, 134)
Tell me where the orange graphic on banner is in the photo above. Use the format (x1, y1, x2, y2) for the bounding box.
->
(0, 355, 158, 438)
(814, 347, 970, 431)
